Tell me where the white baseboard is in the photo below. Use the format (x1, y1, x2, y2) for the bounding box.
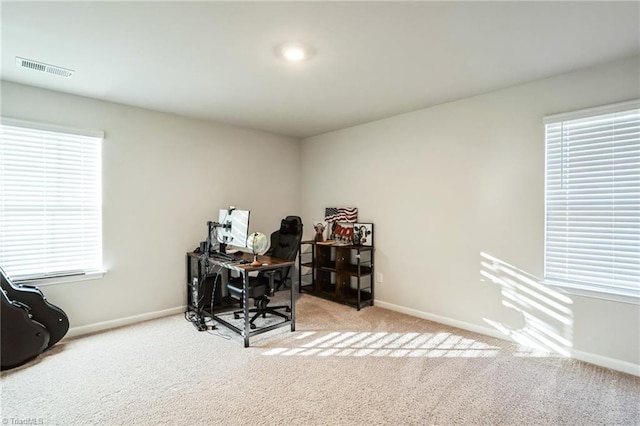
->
(375, 300, 639, 377)
(65, 306, 186, 340)
(375, 300, 510, 341)
(570, 349, 640, 377)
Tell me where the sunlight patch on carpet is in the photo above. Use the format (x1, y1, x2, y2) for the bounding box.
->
(261, 331, 508, 358)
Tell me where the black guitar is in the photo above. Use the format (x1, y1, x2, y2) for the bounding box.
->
(1, 289, 50, 370)
(0, 267, 69, 348)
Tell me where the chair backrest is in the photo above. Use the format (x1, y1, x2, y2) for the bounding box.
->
(262, 216, 303, 286)
(266, 216, 303, 260)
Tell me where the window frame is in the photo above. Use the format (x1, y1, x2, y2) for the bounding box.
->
(542, 99, 640, 305)
(0, 117, 106, 286)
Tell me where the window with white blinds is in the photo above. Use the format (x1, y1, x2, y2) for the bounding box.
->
(544, 100, 640, 299)
(0, 118, 104, 282)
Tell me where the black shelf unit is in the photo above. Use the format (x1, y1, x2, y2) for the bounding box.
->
(298, 241, 374, 310)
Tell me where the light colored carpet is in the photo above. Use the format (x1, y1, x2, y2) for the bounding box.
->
(2, 294, 639, 425)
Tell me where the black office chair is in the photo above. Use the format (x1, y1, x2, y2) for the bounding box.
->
(227, 216, 303, 329)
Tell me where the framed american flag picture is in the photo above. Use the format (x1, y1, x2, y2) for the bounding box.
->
(324, 207, 358, 223)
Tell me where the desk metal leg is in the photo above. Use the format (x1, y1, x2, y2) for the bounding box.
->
(242, 270, 250, 347)
(291, 279, 296, 331)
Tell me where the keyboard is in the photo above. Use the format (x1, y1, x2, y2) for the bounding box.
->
(212, 252, 236, 262)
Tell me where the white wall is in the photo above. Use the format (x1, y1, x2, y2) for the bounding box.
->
(1, 80, 301, 331)
(301, 56, 640, 371)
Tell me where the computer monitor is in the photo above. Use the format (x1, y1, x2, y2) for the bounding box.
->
(216, 208, 250, 249)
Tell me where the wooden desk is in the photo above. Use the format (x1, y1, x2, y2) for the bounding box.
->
(187, 251, 296, 347)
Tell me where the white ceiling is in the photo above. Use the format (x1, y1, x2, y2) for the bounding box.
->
(2, 1, 639, 138)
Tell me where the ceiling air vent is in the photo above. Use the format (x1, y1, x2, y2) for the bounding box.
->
(15, 57, 74, 78)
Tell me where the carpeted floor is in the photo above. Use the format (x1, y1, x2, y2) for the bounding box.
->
(2, 294, 639, 425)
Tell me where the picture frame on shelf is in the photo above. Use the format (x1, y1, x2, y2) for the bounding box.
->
(332, 222, 354, 245)
(353, 223, 373, 246)
(324, 207, 358, 223)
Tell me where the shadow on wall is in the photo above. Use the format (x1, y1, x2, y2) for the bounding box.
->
(480, 252, 573, 357)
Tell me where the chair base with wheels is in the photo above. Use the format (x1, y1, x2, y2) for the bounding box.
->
(228, 276, 291, 329)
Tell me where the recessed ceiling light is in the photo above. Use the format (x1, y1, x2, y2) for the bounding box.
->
(276, 42, 313, 62)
